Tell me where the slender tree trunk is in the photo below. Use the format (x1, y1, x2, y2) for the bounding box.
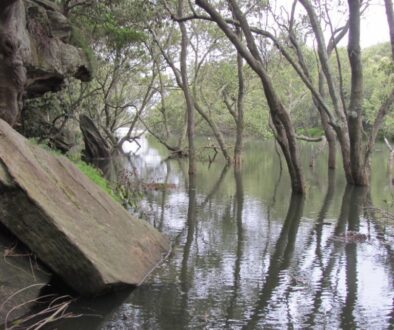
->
(196, 0, 305, 194)
(347, 0, 368, 186)
(178, 0, 195, 174)
(336, 128, 354, 183)
(385, 0, 394, 60)
(316, 72, 337, 169)
(230, 0, 305, 194)
(322, 112, 337, 169)
(299, 0, 345, 123)
(300, 0, 355, 180)
(269, 103, 305, 194)
(234, 44, 245, 168)
(193, 102, 231, 164)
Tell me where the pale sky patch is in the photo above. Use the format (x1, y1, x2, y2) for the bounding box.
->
(361, 1, 390, 47)
(273, 0, 390, 48)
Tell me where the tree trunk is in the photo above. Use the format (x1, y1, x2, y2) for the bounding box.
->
(300, 0, 354, 177)
(194, 102, 231, 164)
(385, 0, 394, 60)
(269, 101, 305, 194)
(299, 0, 345, 123)
(196, 0, 305, 194)
(178, 0, 195, 174)
(347, 0, 368, 186)
(336, 127, 354, 184)
(317, 72, 337, 169)
(320, 110, 337, 169)
(234, 45, 245, 169)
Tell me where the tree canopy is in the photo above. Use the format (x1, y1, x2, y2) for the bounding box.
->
(24, 0, 394, 194)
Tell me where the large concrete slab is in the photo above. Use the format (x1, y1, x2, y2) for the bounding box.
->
(0, 119, 170, 296)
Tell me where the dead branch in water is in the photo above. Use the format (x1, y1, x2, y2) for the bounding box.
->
(296, 135, 325, 142)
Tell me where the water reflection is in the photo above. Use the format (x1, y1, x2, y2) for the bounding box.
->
(225, 168, 244, 327)
(244, 194, 305, 329)
(51, 140, 393, 330)
(303, 171, 336, 327)
(179, 174, 197, 326)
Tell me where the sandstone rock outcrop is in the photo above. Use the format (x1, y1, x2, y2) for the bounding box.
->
(0, 0, 92, 126)
(24, 0, 92, 97)
(0, 119, 170, 296)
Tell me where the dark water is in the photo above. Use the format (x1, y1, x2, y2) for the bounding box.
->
(57, 139, 394, 329)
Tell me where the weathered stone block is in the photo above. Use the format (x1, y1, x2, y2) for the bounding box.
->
(0, 119, 170, 296)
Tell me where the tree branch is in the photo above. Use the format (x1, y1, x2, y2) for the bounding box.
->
(174, 7, 336, 126)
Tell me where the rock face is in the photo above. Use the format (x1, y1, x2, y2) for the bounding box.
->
(0, 0, 27, 126)
(0, 0, 91, 126)
(24, 0, 92, 98)
(0, 119, 170, 296)
(80, 114, 112, 160)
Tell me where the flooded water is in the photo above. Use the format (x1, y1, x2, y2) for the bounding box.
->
(42, 138, 394, 328)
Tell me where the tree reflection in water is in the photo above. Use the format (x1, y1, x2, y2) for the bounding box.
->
(244, 194, 305, 329)
(47, 141, 394, 330)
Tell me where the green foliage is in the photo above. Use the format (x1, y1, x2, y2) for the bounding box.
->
(147, 59, 271, 139)
(329, 43, 394, 139)
(100, 13, 146, 50)
(147, 89, 188, 136)
(69, 25, 96, 72)
(66, 0, 151, 53)
(362, 43, 394, 139)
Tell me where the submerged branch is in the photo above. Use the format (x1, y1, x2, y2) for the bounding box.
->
(296, 135, 324, 142)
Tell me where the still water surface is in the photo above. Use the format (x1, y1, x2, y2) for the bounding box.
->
(58, 138, 394, 329)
